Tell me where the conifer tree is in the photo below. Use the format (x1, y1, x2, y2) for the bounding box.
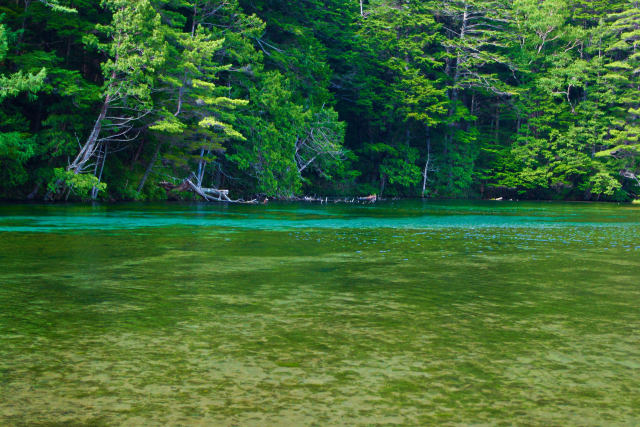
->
(595, 2, 640, 193)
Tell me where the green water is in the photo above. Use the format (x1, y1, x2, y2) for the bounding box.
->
(1, 201, 639, 426)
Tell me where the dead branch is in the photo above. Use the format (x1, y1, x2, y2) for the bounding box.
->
(158, 179, 256, 203)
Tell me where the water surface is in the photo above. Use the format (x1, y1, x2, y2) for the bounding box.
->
(1, 201, 639, 425)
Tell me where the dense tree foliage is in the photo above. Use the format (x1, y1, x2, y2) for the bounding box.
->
(0, 0, 638, 201)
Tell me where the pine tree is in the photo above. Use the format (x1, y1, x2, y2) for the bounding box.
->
(57, 0, 168, 199)
(595, 2, 640, 194)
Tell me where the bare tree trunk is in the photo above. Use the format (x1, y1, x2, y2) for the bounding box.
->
(18, 0, 31, 45)
(172, 1, 196, 118)
(196, 149, 210, 186)
(422, 127, 431, 197)
(195, 147, 205, 186)
(137, 142, 161, 193)
(445, 4, 468, 191)
(69, 95, 110, 174)
(470, 92, 477, 124)
(495, 105, 500, 145)
(91, 143, 108, 200)
(68, 30, 122, 175)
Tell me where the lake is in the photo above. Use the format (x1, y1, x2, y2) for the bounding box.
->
(0, 201, 639, 425)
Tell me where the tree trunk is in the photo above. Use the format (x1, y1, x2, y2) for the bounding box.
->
(495, 105, 500, 145)
(68, 32, 122, 175)
(68, 95, 110, 174)
(379, 173, 386, 196)
(445, 4, 468, 191)
(137, 142, 162, 193)
(91, 143, 108, 200)
(422, 127, 431, 197)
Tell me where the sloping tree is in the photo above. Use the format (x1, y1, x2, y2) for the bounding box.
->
(55, 0, 167, 199)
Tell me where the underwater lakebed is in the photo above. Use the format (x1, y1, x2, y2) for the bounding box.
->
(0, 201, 639, 425)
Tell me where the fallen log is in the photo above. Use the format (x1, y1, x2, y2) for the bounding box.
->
(201, 188, 229, 196)
(159, 181, 377, 205)
(158, 179, 255, 203)
(358, 194, 377, 203)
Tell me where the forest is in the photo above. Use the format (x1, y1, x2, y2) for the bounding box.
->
(0, 0, 639, 201)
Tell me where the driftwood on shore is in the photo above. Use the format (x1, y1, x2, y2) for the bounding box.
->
(159, 179, 377, 204)
(159, 179, 257, 204)
(283, 194, 378, 204)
